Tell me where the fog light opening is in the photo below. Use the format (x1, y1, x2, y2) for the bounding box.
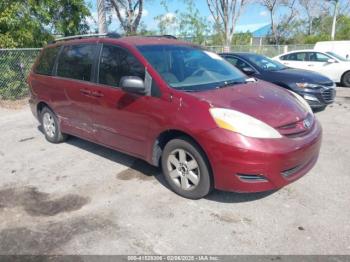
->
(236, 173, 268, 182)
(303, 95, 319, 102)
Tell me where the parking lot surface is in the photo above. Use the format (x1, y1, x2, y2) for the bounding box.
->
(0, 96, 349, 255)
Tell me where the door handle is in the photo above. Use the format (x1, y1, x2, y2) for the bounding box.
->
(80, 89, 91, 96)
(307, 64, 314, 67)
(91, 91, 104, 98)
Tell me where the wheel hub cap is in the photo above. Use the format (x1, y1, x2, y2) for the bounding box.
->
(167, 149, 200, 191)
(43, 112, 56, 138)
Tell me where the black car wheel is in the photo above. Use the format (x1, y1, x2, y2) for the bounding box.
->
(161, 137, 213, 199)
(40, 107, 67, 143)
(341, 71, 350, 87)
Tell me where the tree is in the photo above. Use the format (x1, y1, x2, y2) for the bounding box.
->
(97, 0, 108, 33)
(0, 0, 91, 48)
(206, 0, 250, 49)
(258, 0, 297, 44)
(106, 0, 144, 35)
(155, 0, 210, 44)
(299, 0, 323, 35)
(177, 0, 210, 44)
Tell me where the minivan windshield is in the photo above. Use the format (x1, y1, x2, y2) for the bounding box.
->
(137, 45, 247, 91)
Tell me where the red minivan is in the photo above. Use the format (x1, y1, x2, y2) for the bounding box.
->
(28, 34, 322, 199)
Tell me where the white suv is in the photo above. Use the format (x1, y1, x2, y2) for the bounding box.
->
(274, 50, 350, 87)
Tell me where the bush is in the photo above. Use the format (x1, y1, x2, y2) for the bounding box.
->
(0, 49, 41, 100)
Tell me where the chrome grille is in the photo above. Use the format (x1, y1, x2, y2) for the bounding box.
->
(321, 88, 336, 103)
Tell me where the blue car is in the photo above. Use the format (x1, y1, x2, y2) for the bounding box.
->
(220, 52, 336, 111)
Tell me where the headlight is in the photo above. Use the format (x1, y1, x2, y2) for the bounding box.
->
(288, 90, 313, 115)
(209, 108, 282, 139)
(296, 83, 319, 88)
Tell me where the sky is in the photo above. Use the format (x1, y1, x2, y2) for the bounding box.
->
(86, 0, 281, 33)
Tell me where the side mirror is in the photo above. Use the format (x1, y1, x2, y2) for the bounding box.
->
(327, 58, 336, 63)
(241, 67, 255, 75)
(120, 76, 146, 94)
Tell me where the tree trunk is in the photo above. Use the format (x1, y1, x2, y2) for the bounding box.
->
(97, 0, 107, 34)
(270, 10, 278, 45)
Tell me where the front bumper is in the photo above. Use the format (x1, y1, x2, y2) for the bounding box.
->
(293, 84, 336, 109)
(197, 120, 322, 192)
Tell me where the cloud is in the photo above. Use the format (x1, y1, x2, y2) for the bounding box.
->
(142, 9, 149, 17)
(160, 12, 176, 21)
(86, 11, 98, 29)
(259, 10, 268, 17)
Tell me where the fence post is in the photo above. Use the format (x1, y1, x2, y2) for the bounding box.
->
(284, 45, 288, 54)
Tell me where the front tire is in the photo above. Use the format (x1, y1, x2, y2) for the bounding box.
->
(341, 71, 350, 87)
(40, 107, 67, 143)
(161, 137, 213, 199)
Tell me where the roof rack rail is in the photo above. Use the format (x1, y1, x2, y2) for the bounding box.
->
(145, 35, 177, 39)
(52, 33, 121, 43)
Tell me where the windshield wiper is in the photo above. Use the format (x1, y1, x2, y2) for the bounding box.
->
(217, 78, 254, 88)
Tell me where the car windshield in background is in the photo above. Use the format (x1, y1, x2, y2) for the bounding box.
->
(326, 51, 348, 61)
(244, 54, 287, 71)
(137, 45, 247, 91)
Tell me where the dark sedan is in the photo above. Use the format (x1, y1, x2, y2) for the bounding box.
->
(220, 52, 336, 111)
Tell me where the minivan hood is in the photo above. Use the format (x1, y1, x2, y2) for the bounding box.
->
(188, 80, 308, 128)
(271, 68, 332, 85)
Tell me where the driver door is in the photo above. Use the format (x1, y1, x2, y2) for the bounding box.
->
(306, 52, 340, 82)
(89, 44, 153, 158)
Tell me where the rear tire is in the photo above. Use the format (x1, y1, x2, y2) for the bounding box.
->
(161, 137, 213, 199)
(40, 107, 67, 143)
(341, 71, 350, 87)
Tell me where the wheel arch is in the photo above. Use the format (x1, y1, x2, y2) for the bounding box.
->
(37, 101, 52, 117)
(151, 129, 212, 172)
(341, 70, 350, 86)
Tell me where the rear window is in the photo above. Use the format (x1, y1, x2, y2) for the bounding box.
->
(57, 44, 96, 81)
(35, 47, 60, 75)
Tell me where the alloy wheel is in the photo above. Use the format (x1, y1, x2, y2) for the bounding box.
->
(42, 112, 56, 138)
(167, 149, 200, 190)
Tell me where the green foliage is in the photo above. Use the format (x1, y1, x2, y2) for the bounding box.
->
(232, 32, 253, 45)
(177, 0, 210, 45)
(0, 50, 41, 100)
(155, 0, 210, 45)
(336, 15, 350, 40)
(0, 0, 90, 48)
(277, 14, 350, 44)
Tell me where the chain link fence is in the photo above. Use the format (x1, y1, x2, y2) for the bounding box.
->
(0, 44, 314, 102)
(0, 48, 41, 101)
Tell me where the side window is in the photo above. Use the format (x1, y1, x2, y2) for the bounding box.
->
(99, 45, 145, 87)
(286, 52, 307, 61)
(225, 56, 252, 71)
(280, 55, 288, 60)
(57, 44, 96, 81)
(308, 52, 330, 62)
(35, 47, 60, 75)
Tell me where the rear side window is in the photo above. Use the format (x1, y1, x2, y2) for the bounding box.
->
(35, 47, 60, 75)
(281, 52, 306, 61)
(57, 44, 96, 81)
(98, 45, 145, 87)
